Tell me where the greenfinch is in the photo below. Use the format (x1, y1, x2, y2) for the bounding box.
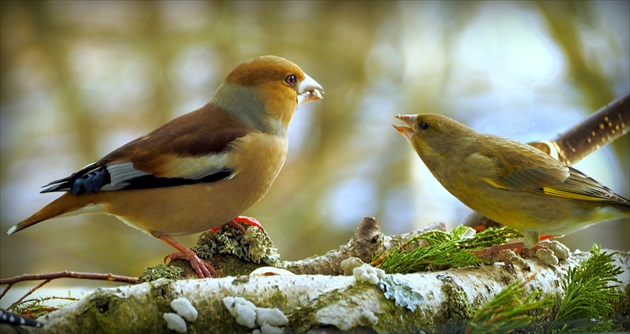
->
(393, 113, 630, 248)
(8, 55, 324, 277)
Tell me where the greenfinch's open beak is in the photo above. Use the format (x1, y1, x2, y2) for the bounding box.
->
(393, 114, 417, 141)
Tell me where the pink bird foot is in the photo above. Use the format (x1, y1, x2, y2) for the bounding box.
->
(209, 215, 265, 233)
(159, 234, 216, 278)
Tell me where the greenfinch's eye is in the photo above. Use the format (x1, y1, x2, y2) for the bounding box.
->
(284, 74, 297, 86)
(420, 122, 429, 130)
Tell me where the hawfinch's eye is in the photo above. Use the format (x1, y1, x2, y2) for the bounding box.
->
(284, 74, 297, 86)
(420, 122, 429, 130)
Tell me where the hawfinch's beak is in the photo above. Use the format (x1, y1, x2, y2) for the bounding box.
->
(393, 114, 417, 141)
(297, 73, 324, 105)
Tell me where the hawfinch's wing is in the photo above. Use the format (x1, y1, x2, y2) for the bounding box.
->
(42, 106, 252, 195)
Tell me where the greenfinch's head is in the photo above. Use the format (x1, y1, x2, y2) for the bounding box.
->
(393, 113, 475, 156)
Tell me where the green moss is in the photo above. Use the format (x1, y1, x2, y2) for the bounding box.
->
(289, 283, 435, 333)
(148, 279, 179, 314)
(71, 288, 163, 333)
(374, 296, 433, 333)
(68, 280, 177, 333)
(139, 223, 282, 279)
(138, 264, 185, 282)
(439, 275, 475, 333)
(289, 287, 346, 332)
(195, 224, 280, 265)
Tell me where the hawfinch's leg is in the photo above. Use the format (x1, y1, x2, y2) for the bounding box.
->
(157, 233, 217, 278)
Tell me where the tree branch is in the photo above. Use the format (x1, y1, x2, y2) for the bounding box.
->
(35, 250, 629, 333)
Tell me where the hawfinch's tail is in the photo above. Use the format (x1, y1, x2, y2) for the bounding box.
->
(8, 193, 99, 235)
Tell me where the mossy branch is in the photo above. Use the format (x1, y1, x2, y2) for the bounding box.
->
(375, 226, 522, 273)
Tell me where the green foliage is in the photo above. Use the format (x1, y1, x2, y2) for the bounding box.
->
(548, 244, 624, 333)
(468, 278, 554, 334)
(11, 299, 49, 317)
(377, 226, 521, 274)
(9, 294, 77, 318)
(468, 244, 624, 334)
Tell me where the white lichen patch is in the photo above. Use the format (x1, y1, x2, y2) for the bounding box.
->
(379, 274, 424, 311)
(363, 309, 379, 325)
(315, 298, 381, 330)
(224, 297, 257, 328)
(250, 267, 295, 277)
(171, 297, 198, 322)
(255, 307, 289, 327)
(253, 323, 284, 334)
(536, 248, 559, 266)
(223, 296, 289, 332)
(340, 257, 365, 275)
(353, 263, 386, 285)
(163, 312, 187, 333)
(540, 240, 570, 260)
(499, 249, 530, 270)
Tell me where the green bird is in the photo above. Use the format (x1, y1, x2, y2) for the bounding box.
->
(394, 113, 630, 248)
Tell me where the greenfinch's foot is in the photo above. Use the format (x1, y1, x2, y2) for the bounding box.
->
(471, 242, 534, 265)
(472, 235, 556, 266)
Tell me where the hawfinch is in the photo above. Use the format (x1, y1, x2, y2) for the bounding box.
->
(8, 55, 324, 278)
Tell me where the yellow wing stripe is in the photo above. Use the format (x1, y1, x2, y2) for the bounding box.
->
(541, 187, 605, 202)
(483, 177, 508, 190)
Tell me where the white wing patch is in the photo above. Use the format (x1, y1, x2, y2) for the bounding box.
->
(156, 152, 235, 179)
(101, 162, 149, 191)
(100, 152, 236, 191)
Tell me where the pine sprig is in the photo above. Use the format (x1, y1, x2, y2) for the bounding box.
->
(467, 277, 554, 334)
(548, 244, 624, 333)
(377, 226, 521, 273)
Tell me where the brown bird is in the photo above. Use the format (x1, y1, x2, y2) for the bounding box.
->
(8, 55, 324, 278)
(393, 113, 630, 248)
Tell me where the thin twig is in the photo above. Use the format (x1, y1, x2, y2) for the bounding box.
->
(0, 283, 14, 300)
(0, 271, 138, 308)
(23, 295, 80, 304)
(11, 279, 51, 309)
(0, 271, 138, 285)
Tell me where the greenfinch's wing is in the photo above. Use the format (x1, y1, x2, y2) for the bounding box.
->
(477, 136, 569, 191)
(478, 136, 629, 205)
(542, 167, 630, 205)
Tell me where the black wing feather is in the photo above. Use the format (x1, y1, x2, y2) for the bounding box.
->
(41, 163, 233, 195)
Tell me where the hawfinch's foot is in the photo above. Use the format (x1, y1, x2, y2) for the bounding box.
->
(210, 215, 265, 233)
(158, 234, 216, 278)
(165, 250, 217, 278)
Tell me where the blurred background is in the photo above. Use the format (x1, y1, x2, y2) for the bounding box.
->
(1, 1, 628, 306)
